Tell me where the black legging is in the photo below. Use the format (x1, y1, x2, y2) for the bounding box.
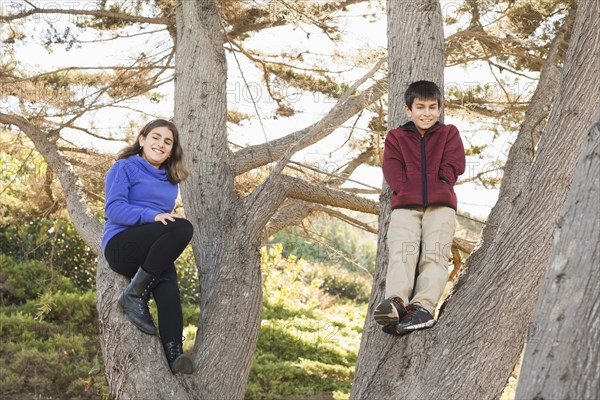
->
(104, 218, 194, 346)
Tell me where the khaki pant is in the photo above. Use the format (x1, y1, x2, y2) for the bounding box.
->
(385, 206, 456, 315)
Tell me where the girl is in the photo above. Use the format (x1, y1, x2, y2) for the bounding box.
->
(102, 119, 194, 374)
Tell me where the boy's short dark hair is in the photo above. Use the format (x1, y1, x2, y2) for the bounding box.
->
(404, 80, 442, 109)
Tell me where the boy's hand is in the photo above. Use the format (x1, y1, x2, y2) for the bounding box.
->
(154, 213, 184, 225)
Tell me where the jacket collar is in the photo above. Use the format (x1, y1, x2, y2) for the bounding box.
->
(399, 120, 441, 134)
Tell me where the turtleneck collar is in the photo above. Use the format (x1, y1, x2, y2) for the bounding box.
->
(130, 155, 169, 181)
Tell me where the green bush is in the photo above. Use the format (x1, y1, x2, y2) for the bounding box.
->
(0, 253, 76, 305)
(310, 266, 370, 303)
(175, 245, 200, 305)
(17, 291, 98, 335)
(246, 244, 366, 400)
(1, 330, 106, 399)
(247, 320, 356, 400)
(0, 219, 97, 290)
(0, 254, 107, 399)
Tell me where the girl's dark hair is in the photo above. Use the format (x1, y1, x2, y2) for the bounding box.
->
(404, 80, 443, 109)
(117, 119, 189, 183)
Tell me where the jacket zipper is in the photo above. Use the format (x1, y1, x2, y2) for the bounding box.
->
(420, 134, 428, 206)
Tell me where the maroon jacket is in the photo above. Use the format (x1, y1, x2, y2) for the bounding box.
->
(383, 121, 466, 210)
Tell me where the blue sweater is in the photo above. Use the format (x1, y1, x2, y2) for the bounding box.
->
(101, 155, 178, 253)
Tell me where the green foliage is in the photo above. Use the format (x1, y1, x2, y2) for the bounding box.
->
(175, 245, 200, 305)
(271, 216, 377, 273)
(0, 218, 97, 290)
(312, 266, 370, 304)
(0, 136, 48, 224)
(266, 65, 349, 100)
(247, 244, 368, 399)
(464, 144, 488, 158)
(0, 253, 76, 305)
(0, 254, 108, 399)
(0, 233, 369, 399)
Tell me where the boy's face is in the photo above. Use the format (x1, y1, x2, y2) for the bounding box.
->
(405, 98, 441, 131)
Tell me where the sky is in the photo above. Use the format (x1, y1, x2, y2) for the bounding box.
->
(2, 0, 536, 219)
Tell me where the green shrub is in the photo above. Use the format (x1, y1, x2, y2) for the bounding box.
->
(0, 219, 97, 290)
(0, 253, 107, 399)
(311, 266, 370, 303)
(0, 313, 107, 399)
(1, 336, 107, 399)
(182, 303, 200, 327)
(247, 245, 365, 399)
(17, 290, 98, 335)
(0, 253, 76, 305)
(247, 320, 356, 399)
(175, 245, 200, 305)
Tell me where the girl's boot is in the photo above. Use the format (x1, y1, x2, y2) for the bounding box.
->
(117, 268, 159, 335)
(164, 340, 193, 374)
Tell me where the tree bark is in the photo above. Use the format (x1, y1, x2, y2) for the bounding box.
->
(174, 1, 270, 398)
(352, 0, 599, 399)
(351, 0, 445, 397)
(515, 104, 600, 399)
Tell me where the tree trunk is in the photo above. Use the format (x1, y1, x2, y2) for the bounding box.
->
(96, 257, 193, 399)
(94, 1, 271, 398)
(174, 0, 273, 398)
(351, 0, 445, 397)
(351, 0, 599, 399)
(515, 103, 600, 399)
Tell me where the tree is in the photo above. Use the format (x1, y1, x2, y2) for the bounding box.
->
(351, 0, 599, 398)
(2, 1, 386, 398)
(0, 0, 588, 397)
(514, 110, 600, 397)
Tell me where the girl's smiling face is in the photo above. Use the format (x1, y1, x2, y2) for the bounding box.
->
(139, 126, 174, 168)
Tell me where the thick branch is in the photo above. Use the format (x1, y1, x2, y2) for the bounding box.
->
(282, 175, 378, 214)
(0, 113, 102, 253)
(264, 200, 316, 238)
(473, 4, 577, 249)
(234, 76, 388, 174)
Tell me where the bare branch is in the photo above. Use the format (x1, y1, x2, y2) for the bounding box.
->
(227, 0, 369, 39)
(304, 227, 373, 277)
(340, 188, 380, 194)
(287, 160, 380, 191)
(271, 59, 385, 176)
(264, 200, 316, 238)
(0, 6, 174, 25)
(1, 65, 173, 84)
(312, 205, 377, 234)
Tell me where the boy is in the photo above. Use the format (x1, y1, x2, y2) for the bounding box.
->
(374, 80, 465, 335)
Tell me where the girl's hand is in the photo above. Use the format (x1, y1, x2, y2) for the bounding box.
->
(154, 213, 184, 225)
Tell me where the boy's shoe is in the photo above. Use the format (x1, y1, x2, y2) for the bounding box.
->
(394, 303, 435, 334)
(374, 296, 407, 326)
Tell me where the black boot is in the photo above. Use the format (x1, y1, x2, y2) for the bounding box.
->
(117, 268, 159, 335)
(164, 340, 193, 374)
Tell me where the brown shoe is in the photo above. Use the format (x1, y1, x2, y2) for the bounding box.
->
(374, 296, 407, 326)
